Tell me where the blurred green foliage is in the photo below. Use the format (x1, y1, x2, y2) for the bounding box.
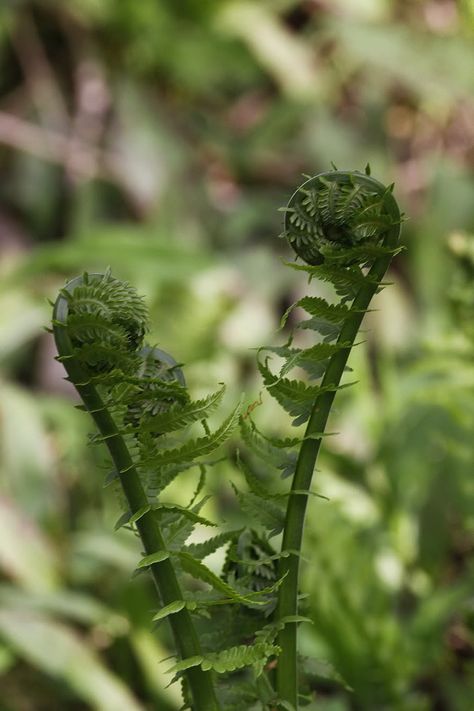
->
(0, 1, 474, 709)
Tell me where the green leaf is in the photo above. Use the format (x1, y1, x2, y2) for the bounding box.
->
(279, 342, 348, 379)
(240, 417, 297, 477)
(177, 552, 265, 606)
(148, 404, 240, 466)
(322, 242, 402, 264)
(152, 600, 186, 622)
(275, 701, 296, 711)
(124, 376, 189, 403)
(152, 503, 216, 528)
(114, 510, 131, 531)
(183, 530, 241, 561)
(136, 550, 170, 569)
(129, 504, 151, 524)
(162, 497, 212, 551)
(258, 359, 320, 425)
(297, 317, 340, 342)
(147, 461, 207, 498)
(233, 487, 285, 536)
(280, 614, 313, 625)
(230, 550, 301, 567)
(142, 386, 226, 434)
(285, 261, 376, 299)
(236, 453, 271, 498)
(200, 642, 281, 675)
(281, 296, 351, 328)
(166, 655, 204, 674)
(256, 615, 313, 644)
(246, 572, 288, 599)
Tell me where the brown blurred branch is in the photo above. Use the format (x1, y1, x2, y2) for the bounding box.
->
(0, 110, 115, 180)
(65, 60, 110, 183)
(9, 11, 68, 131)
(0, 110, 152, 218)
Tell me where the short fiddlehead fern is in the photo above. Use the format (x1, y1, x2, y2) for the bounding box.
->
(53, 272, 222, 711)
(52, 271, 289, 710)
(251, 168, 402, 708)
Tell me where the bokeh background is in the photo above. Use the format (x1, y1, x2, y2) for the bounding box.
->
(1, 1, 474, 709)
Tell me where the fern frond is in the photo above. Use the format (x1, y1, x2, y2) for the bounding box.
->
(233, 487, 285, 536)
(280, 295, 351, 329)
(153, 503, 217, 528)
(272, 169, 402, 708)
(52, 271, 227, 711)
(278, 341, 349, 379)
(152, 600, 186, 623)
(285, 173, 399, 266)
(240, 417, 297, 479)
(259, 342, 340, 380)
(285, 260, 383, 300)
(146, 460, 208, 499)
(183, 530, 241, 561)
(137, 550, 171, 568)
(258, 359, 322, 426)
(177, 551, 269, 606)
(236, 453, 271, 498)
(255, 615, 313, 645)
(168, 642, 280, 677)
(51, 168, 403, 711)
(202, 642, 281, 675)
(145, 404, 240, 467)
(162, 496, 212, 550)
(167, 655, 204, 674)
(141, 386, 226, 434)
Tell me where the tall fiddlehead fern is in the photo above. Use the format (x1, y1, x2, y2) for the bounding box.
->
(248, 168, 402, 708)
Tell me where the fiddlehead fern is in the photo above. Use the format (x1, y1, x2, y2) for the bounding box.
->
(284, 169, 395, 266)
(244, 168, 402, 708)
(52, 270, 289, 710)
(53, 271, 222, 711)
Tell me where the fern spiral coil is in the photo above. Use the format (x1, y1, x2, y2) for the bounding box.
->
(59, 271, 148, 375)
(284, 169, 401, 266)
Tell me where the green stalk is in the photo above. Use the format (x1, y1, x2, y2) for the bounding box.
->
(275, 176, 401, 708)
(53, 280, 221, 711)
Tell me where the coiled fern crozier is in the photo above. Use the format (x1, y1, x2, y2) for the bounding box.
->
(52, 166, 402, 711)
(254, 167, 402, 708)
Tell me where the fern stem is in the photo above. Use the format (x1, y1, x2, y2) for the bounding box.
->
(53, 282, 221, 711)
(275, 174, 401, 708)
